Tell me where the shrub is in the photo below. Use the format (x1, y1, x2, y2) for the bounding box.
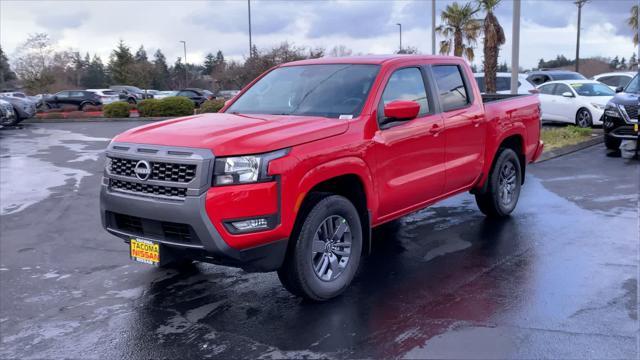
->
(155, 96, 194, 117)
(82, 104, 102, 112)
(103, 102, 130, 118)
(67, 111, 88, 119)
(137, 99, 160, 117)
(197, 99, 225, 114)
(42, 112, 65, 119)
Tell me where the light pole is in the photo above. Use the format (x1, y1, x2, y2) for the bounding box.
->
(396, 23, 402, 53)
(510, 0, 521, 95)
(574, 0, 589, 73)
(431, 0, 436, 55)
(180, 40, 187, 87)
(248, 0, 253, 57)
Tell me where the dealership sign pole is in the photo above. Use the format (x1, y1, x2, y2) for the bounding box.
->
(432, 0, 436, 55)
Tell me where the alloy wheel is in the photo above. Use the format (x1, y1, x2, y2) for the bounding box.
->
(311, 215, 352, 282)
(498, 162, 517, 206)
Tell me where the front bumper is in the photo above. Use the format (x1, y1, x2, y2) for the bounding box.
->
(99, 142, 288, 272)
(603, 115, 639, 140)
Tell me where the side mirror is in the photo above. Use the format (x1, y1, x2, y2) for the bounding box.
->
(383, 100, 420, 122)
(615, 86, 624, 93)
(561, 92, 574, 98)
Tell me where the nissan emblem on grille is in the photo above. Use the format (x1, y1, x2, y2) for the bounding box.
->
(134, 160, 151, 180)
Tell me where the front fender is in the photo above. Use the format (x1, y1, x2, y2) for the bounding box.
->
(294, 156, 377, 215)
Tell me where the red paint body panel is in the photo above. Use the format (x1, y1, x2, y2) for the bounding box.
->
(113, 55, 541, 252)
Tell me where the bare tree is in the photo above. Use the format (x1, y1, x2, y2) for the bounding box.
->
(13, 33, 56, 93)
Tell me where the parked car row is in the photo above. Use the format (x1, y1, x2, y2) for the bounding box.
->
(473, 70, 636, 129)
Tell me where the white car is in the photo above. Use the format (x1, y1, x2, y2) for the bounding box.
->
(86, 89, 120, 105)
(473, 72, 536, 94)
(591, 72, 636, 91)
(537, 80, 615, 127)
(153, 91, 178, 100)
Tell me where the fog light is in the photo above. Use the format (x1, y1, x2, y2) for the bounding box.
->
(231, 218, 269, 232)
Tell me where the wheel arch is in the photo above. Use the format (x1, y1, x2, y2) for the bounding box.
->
(474, 133, 527, 194)
(292, 159, 375, 255)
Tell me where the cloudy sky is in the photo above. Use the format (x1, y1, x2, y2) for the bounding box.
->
(1, 0, 637, 69)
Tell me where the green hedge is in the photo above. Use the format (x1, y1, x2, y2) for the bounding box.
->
(137, 97, 195, 117)
(137, 99, 160, 117)
(103, 102, 130, 118)
(197, 99, 225, 114)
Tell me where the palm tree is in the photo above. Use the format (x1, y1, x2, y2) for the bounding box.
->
(629, 4, 638, 46)
(478, 0, 505, 94)
(436, 2, 482, 62)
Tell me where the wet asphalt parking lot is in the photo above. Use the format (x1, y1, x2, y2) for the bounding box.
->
(0, 121, 638, 359)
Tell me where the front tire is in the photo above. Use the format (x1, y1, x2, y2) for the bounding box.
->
(604, 134, 621, 150)
(575, 108, 593, 128)
(278, 194, 362, 301)
(475, 148, 522, 217)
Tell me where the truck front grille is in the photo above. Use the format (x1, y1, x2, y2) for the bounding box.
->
(109, 212, 199, 246)
(109, 157, 197, 183)
(110, 179, 187, 198)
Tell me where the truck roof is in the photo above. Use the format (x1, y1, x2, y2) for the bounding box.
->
(282, 55, 463, 66)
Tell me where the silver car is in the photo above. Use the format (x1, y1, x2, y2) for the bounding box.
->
(0, 99, 18, 126)
(0, 95, 36, 121)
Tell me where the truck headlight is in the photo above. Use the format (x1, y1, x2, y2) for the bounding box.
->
(213, 149, 288, 186)
(604, 104, 621, 118)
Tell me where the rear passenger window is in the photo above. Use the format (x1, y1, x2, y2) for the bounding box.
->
(432, 65, 470, 111)
(379, 67, 429, 119)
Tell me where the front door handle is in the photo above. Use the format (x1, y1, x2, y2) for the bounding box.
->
(429, 124, 442, 135)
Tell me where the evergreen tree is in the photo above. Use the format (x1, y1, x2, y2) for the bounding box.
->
(108, 40, 135, 84)
(610, 56, 620, 69)
(0, 46, 17, 90)
(135, 46, 148, 63)
(81, 55, 108, 88)
(630, 53, 637, 69)
(152, 49, 170, 90)
(203, 52, 216, 75)
(620, 57, 627, 70)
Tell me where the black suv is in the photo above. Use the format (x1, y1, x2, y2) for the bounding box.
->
(603, 73, 640, 150)
(176, 88, 214, 107)
(43, 90, 102, 110)
(526, 70, 586, 86)
(110, 85, 152, 104)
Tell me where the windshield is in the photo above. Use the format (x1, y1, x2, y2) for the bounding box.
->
(571, 83, 615, 96)
(624, 74, 640, 93)
(227, 64, 380, 118)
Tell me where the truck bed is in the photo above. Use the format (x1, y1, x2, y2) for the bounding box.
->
(481, 93, 532, 103)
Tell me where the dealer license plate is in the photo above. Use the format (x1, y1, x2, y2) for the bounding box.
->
(130, 238, 160, 265)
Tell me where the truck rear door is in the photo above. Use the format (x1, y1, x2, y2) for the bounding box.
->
(431, 64, 485, 193)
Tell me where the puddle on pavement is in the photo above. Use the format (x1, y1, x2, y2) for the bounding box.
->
(0, 128, 109, 215)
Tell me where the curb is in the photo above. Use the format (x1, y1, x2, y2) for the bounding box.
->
(536, 135, 603, 163)
(22, 117, 172, 124)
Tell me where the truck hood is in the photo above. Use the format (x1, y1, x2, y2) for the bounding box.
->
(113, 113, 349, 156)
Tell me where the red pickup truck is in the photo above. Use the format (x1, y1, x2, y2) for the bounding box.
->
(100, 55, 543, 300)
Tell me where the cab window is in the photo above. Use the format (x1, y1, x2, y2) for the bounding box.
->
(432, 65, 470, 111)
(378, 67, 429, 125)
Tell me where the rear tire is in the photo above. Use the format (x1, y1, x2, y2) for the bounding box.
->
(604, 134, 621, 150)
(475, 148, 522, 217)
(277, 194, 362, 301)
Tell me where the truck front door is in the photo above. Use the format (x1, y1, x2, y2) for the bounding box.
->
(372, 66, 446, 219)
